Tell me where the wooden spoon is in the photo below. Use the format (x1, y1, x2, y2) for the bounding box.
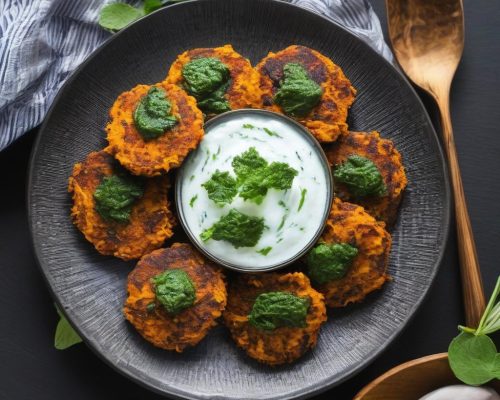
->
(355, 5, 491, 398)
(386, 0, 485, 327)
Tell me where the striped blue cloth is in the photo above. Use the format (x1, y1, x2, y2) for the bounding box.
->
(0, 0, 392, 151)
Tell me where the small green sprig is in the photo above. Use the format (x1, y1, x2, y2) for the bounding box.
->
(54, 306, 82, 350)
(448, 276, 500, 385)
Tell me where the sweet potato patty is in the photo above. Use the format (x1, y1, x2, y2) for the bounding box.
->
(223, 272, 326, 366)
(68, 151, 175, 260)
(165, 44, 261, 113)
(314, 198, 392, 307)
(106, 82, 203, 177)
(325, 131, 407, 225)
(124, 243, 227, 352)
(256, 45, 356, 142)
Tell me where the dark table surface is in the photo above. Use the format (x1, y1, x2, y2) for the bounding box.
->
(1, 1, 499, 399)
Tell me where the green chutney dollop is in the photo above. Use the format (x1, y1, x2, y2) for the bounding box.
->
(182, 57, 231, 114)
(152, 269, 196, 314)
(94, 174, 144, 223)
(274, 63, 323, 117)
(334, 155, 387, 197)
(307, 243, 358, 284)
(133, 87, 177, 140)
(248, 291, 310, 331)
(200, 209, 265, 248)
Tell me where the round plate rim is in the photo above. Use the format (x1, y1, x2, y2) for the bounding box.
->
(26, 0, 452, 399)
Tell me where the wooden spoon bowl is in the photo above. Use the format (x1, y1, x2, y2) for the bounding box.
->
(354, 353, 500, 400)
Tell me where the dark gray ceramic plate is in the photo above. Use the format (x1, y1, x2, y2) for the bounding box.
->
(28, 0, 450, 399)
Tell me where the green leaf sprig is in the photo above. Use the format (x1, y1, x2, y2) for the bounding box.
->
(448, 276, 500, 385)
(99, 0, 186, 32)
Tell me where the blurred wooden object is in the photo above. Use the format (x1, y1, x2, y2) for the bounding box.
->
(386, 0, 485, 327)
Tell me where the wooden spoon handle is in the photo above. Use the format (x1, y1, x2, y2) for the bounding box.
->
(437, 93, 486, 328)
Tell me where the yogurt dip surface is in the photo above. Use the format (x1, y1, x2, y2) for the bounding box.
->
(178, 111, 332, 270)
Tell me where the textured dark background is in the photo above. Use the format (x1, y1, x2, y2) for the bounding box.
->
(0, 0, 498, 399)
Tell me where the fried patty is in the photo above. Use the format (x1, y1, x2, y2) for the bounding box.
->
(106, 82, 203, 177)
(256, 45, 356, 143)
(223, 272, 326, 366)
(314, 198, 392, 308)
(166, 44, 261, 115)
(124, 243, 227, 352)
(68, 151, 175, 260)
(325, 131, 407, 225)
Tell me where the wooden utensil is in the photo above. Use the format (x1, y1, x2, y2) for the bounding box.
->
(386, 0, 485, 327)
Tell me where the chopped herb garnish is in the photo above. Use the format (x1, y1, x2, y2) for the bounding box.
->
(263, 127, 282, 138)
(212, 145, 221, 160)
(257, 246, 272, 256)
(278, 200, 287, 208)
(242, 123, 255, 129)
(298, 188, 307, 211)
(232, 147, 268, 182)
(200, 209, 265, 248)
(229, 147, 298, 204)
(189, 194, 198, 208)
(277, 215, 287, 231)
(202, 170, 238, 206)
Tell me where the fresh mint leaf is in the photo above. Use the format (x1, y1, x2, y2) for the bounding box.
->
(232, 147, 268, 182)
(55, 308, 82, 350)
(202, 170, 238, 206)
(98, 3, 145, 32)
(448, 332, 500, 385)
(238, 161, 297, 204)
(262, 162, 298, 190)
(200, 209, 264, 248)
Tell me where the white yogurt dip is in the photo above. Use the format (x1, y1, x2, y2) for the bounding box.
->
(178, 111, 331, 270)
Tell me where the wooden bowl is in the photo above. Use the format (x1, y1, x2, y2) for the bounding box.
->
(354, 353, 500, 400)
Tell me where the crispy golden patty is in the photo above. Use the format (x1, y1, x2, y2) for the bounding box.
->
(325, 131, 407, 225)
(223, 272, 326, 366)
(165, 44, 261, 114)
(123, 243, 227, 352)
(256, 45, 356, 143)
(68, 151, 175, 261)
(314, 198, 392, 308)
(106, 82, 203, 177)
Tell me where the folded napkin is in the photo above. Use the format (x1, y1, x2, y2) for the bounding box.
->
(0, 0, 392, 151)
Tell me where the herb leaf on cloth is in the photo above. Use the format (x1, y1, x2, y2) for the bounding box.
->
(98, 3, 145, 32)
